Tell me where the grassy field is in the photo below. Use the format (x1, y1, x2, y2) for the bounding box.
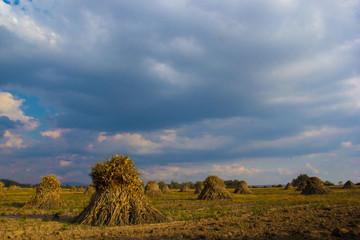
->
(0, 186, 360, 239)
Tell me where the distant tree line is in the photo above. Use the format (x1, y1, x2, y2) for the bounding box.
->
(0, 179, 32, 188)
(3, 175, 357, 189)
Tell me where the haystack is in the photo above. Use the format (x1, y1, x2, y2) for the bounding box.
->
(84, 185, 96, 195)
(7, 185, 21, 191)
(234, 180, 252, 194)
(77, 187, 85, 192)
(197, 175, 231, 200)
(179, 185, 191, 192)
(284, 183, 293, 190)
(24, 175, 65, 209)
(74, 154, 165, 226)
(301, 177, 330, 195)
(296, 181, 306, 191)
(160, 184, 171, 194)
(145, 181, 163, 197)
(194, 182, 204, 194)
(70, 186, 77, 192)
(0, 182, 5, 200)
(343, 180, 356, 189)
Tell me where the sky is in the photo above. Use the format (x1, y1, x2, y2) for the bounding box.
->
(0, 0, 359, 185)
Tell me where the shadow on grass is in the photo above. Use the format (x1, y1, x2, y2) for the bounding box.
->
(1, 202, 26, 208)
(11, 202, 25, 208)
(3, 212, 75, 224)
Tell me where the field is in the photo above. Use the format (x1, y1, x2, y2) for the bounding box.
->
(0, 186, 360, 239)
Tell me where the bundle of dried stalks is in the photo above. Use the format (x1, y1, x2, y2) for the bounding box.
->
(234, 181, 252, 194)
(343, 180, 356, 189)
(145, 181, 163, 197)
(194, 182, 204, 194)
(179, 185, 191, 192)
(295, 181, 306, 191)
(284, 183, 293, 190)
(77, 187, 85, 192)
(197, 175, 231, 200)
(84, 185, 95, 195)
(74, 154, 165, 226)
(7, 185, 21, 191)
(24, 175, 65, 209)
(301, 177, 331, 195)
(160, 184, 171, 194)
(70, 186, 77, 192)
(0, 182, 5, 200)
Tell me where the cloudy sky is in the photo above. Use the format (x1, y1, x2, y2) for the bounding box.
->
(1, 0, 359, 185)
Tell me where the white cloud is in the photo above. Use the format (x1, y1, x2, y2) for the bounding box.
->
(306, 163, 320, 174)
(0, 130, 24, 149)
(344, 76, 360, 109)
(145, 59, 183, 85)
(0, 2, 60, 47)
(342, 141, 353, 148)
(97, 132, 161, 154)
(59, 160, 72, 167)
(95, 130, 231, 155)
(0, 92, 38, 130)
(40, 129, 69, 139)
(211, 163, 262, 175)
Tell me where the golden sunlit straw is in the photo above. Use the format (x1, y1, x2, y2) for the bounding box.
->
(301, 176, 331, 195)
(284, 183, 293, 190)
(0, 182, 5, 200)
(160, 184, 171, 194)
(197, 175, 231, 200)
(343, 180, 356, 189)
(24, 175, 65, 209)
(74, 154, 165, 226)
(145, 181, 163, 197)
(179, 185, 191, 192)
(234, 180, 252, 194)
(194, 182, 204, 194)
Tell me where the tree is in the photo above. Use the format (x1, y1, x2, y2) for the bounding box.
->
(182, 181, 195, 189)
(168, 181, 181, 189)
(324, 180, 334, 186)
(291, 174, 309, 187)
(338, 181, 343, 186)
(158, 181, 166, 189)
(224, 179, 239, 188)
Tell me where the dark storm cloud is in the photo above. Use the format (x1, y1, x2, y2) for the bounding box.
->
(1, 0, 360, 184)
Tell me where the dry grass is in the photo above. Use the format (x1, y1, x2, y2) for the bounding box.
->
(343, 180, 356, 189)
(7, 185, 21, 192)
(179, 185, 191, 192)
(84, 186, 95, 195)
(233, 181, 251, 194)
(284, 183, 293, 190)
(74, 155, 165, 226)
(0, 182, 4, 200)
(160, 184, 171, 194)
(145, 181, 163, 197)
(0, 185, 359, 239)
(194, 182, 204, 194)
(296, 181, 306, 191)
(24, 175, 65, 209)
(301, 177, 331, 195)
(197, 175, 231, 200)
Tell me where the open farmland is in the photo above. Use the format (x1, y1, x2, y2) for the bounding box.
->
(0, 186, 360, 239)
